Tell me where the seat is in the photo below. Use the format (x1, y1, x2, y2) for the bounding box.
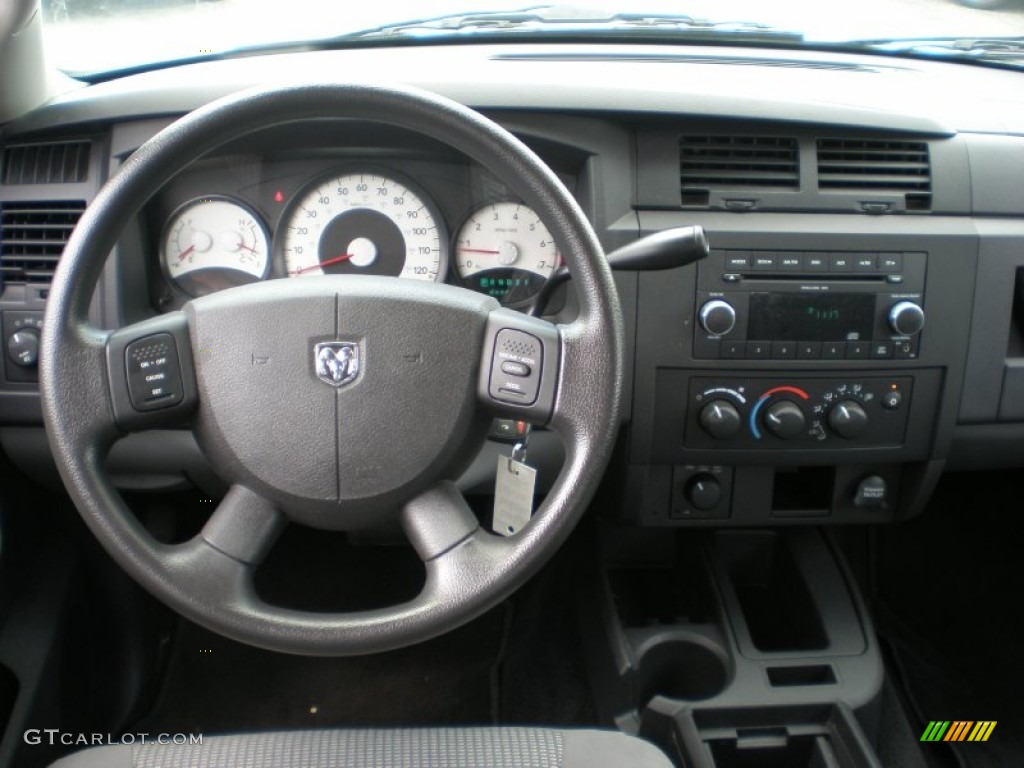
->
(50, 727, 673, 768)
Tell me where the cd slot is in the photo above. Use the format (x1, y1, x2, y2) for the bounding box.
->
(735, 274, 888, 283)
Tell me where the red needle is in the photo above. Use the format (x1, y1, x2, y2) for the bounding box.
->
(290, 252, 354, 275)
(459, 248, 500, 255)
(176, 244, 196, 264)
(237, 242, 257, 253)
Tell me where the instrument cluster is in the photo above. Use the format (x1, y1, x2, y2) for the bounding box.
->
(154, 157, 565, 310)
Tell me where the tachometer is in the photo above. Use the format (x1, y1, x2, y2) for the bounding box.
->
(161, 196, 270, 297)
(454, 201, 559, 305)
(279, 169, 447, 282)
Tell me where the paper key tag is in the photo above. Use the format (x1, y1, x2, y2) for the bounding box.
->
(493, 455, 537, 537)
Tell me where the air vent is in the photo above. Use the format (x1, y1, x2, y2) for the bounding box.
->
(817, 138, 931, 210)
(680, 136, 799, 206)
(0, 201, 86, 284)
(1, 141, 91, 185)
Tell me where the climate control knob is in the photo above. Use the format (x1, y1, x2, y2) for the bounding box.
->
(828, 400, 869, 439)
(763, 400, 806, 439)
(888, 301, 925, 336)
(699, 300, 737, 336)
(699, 399, 742, 439)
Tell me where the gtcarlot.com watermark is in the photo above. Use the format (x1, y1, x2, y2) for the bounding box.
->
(25, 730, 202, 747)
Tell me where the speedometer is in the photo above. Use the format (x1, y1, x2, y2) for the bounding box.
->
(278, 169, 447, 282)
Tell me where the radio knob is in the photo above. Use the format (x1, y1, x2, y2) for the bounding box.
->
(828, 400, 869, 439)
(888, 301, 925, 336)
(763, 400, 806, 440)
(699, 399, 741, 439)
(699, 300, 737, 336)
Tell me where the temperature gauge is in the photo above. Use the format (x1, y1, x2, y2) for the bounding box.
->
(162, 197, 270, 297)
(454, 201, 558, 305)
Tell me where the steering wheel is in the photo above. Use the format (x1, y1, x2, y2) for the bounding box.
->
(39, 83, 623, 656)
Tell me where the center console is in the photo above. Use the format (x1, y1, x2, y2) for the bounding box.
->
(625, 213, 978, 526)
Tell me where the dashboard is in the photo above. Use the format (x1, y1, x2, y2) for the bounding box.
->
(2, 42, 1024, 527)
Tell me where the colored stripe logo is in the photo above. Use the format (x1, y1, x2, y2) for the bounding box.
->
(921, 721, 996, 742)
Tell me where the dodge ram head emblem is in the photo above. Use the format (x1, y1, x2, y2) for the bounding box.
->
(314, 342, 360, 388)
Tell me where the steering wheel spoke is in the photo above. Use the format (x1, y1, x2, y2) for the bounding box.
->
(104, 310, 198, 431)
(201, 484, 286, 566)
(401, 481, 483, 562)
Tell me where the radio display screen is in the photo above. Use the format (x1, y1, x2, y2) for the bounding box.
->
(748, 293, 875, 341)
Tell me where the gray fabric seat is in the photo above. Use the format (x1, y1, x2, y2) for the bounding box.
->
(50, 727, 673, 768)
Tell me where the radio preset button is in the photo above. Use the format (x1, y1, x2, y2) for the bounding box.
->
(746, 341, 771, 359)
(721, 340, 745, 359)
(699, 300, 737, 336)
(771, 341, 797, 359)
(846, 342, 870, 359)
(822, 342, 845, 359)
(797, 342, 822, 359)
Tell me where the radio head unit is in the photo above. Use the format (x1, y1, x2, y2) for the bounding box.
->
(694, 249, 926, 361)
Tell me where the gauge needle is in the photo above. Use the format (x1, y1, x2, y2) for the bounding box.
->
(176, 244, 196, 264)
(459, 248, 500, 254)
(237, 242, 258, 253)
(290, 253, 354, 275)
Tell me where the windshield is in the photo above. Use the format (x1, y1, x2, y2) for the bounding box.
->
(41, 0, 1024, 76)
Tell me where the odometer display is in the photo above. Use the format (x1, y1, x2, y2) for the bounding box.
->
(279, 169, 446, 282)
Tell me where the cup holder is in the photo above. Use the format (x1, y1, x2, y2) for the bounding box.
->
(633, 631, 731, 705)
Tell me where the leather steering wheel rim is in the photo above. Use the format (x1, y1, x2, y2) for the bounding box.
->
(40, 82, 623, 656)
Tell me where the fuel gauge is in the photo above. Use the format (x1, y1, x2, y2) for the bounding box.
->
(162, 196, 270, 297)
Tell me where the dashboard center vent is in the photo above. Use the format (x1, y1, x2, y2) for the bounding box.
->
(816, 138, 931, 210)
(1, 141, 91, 185)
(680, 135, 799, 206)
(0, 201, 86, 285)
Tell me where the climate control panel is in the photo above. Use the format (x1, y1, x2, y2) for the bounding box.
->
(685, 376, 913, 449)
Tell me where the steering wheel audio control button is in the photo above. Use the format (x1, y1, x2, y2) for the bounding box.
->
(124, 333, 185, 410)
(489, 329, 543, 405)
(500, 360, 531, 377)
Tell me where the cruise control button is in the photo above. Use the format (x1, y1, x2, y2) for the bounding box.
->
(125, 333, 184, 411)
(500, 360, 531, 377)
